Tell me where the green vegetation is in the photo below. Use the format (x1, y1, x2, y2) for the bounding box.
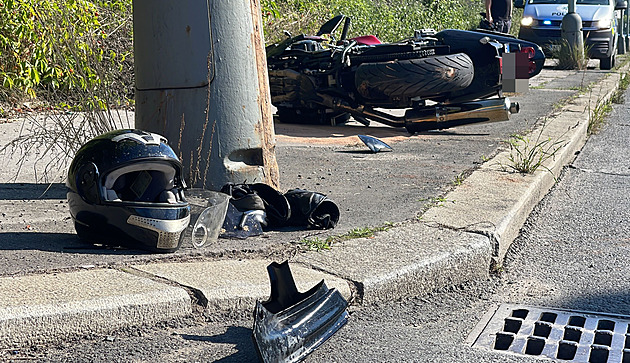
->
(299, 236, 333, 251)
(419, 196, 452, 208)
(0, 0, 134, 182)
(262, 0, 484, 44)
(499, 125, 565, 174)
(452, 171, 466, 186)
(587, 95, 612, 135)
(611, 72, 630, 104)
(298, 225, 390, 251)
(551, 39, 590, 70)
(0, 0, 133, 110)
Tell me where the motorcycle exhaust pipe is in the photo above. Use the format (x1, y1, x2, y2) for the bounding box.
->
(404, 98, 518, 133)
(319, 94, 518, 132)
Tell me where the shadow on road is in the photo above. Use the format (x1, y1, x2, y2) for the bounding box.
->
(562, 292, 630, 317)
(180, 326, 258, 363)
(0, 182, 66, 200)
(0, 232, 149, 255)
(274, 122, 406, 139)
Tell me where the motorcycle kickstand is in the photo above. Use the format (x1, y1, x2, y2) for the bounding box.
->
(353, 115, 371, 126)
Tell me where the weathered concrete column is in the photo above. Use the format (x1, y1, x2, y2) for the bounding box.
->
(133, 0, 279, 190)
(561, 0, 584, 60)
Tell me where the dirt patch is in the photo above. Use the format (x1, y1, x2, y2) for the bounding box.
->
(274, 121, 422, 146)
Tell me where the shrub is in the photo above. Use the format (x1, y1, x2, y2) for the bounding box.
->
(263, 0, 484, 44)
(0, 0, 133, 108)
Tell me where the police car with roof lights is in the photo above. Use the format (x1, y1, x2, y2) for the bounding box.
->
(515, 0, 627, 69)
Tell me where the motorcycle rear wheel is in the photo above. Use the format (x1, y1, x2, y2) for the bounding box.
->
(354, 53, 474, 101)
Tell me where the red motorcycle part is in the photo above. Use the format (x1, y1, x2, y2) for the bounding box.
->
(351, 35, 382, 45)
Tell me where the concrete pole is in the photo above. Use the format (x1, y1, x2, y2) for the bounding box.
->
(133, 0, 279, 190)
(561, 0, 584, 61)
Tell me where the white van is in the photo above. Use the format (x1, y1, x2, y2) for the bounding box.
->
(515, 0, 627, 69)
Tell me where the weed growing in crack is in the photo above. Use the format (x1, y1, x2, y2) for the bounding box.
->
(299, 237, 332, 251)
(499, 122, 566, 175)
(551, 39, 590, 70)
(419, 196, 454, 209)
(530, 82, 547, 89)
(587, 95, 612, 135)
(298, 225, 391, 251)
(611, 72, 630, 104)
(619, 72, 630, 91)
(453, 172, 466, 186)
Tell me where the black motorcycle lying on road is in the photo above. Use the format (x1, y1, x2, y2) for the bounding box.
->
(266, 15, 545, 133)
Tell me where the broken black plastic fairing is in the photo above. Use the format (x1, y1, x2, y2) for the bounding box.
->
(252, 261, 349, 363)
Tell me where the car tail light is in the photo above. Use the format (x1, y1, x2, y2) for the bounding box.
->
(519, 47, 537, 74)
(520, 46, 536, 59)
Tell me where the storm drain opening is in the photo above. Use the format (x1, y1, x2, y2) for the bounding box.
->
(469, 304, 630, 362)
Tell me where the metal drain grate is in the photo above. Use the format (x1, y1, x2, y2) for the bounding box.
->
(468, 304, 630, 362)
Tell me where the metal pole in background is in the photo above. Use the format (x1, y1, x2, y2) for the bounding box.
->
(133, 0, 279, 190)
(618, 8, 626, 54)
(561, 0, 584, 60)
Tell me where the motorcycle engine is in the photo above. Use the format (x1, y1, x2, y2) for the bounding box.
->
(290, 40, 323, 52)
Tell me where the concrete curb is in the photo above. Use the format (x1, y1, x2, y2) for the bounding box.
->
(422, 63, 627, 266)
(132, 259, 352, 313)
(289, 63, 628, 306)
(294, 223, 491, 305)
(0, 269, 191, 347)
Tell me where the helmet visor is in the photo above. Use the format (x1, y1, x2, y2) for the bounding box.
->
(102, 161, 185, 204)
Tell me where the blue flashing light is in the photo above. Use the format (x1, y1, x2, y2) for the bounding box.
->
(542, 20, 552, 25)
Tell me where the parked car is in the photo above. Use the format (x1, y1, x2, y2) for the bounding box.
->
(516, 0, 627, 69)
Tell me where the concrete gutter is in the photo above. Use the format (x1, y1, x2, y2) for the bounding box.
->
(0, 61, 628, 348)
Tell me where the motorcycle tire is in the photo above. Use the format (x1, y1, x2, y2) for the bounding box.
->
(276, 107, 350, 125)
(354, 53, 474, 101)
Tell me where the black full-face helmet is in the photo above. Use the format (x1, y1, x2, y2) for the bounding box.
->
(67, 129, 190, 253)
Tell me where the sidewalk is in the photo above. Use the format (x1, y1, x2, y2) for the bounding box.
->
(0, 59, 627, 348)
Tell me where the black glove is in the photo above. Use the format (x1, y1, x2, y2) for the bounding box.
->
(284, 189, 340, 229)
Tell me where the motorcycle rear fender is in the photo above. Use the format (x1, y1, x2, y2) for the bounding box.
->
(350, 35, 381, 45)
(435, 29, 545, 78)
(252, 261, 349, 363)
